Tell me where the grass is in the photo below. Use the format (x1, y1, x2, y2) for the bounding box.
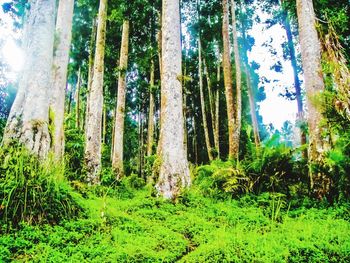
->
(1, 186, 350, 262)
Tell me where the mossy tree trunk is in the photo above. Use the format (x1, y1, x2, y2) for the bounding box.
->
(85, 0, 108, 184)
(222, 0, 236, 159)
(50, 0, 74, 160)
(231, 0, 242, 160)
(296, 0, 329, 198)
(3, 0, 56, 158)
(112, 20, 130, 178)
(156, 0, 191, 199)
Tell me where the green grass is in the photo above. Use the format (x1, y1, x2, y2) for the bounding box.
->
(1, 187, 350, 262)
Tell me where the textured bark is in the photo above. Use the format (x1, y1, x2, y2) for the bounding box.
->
(85, 18, 97, 137)
(280, 1, 307, 148)
(222, 0, 236, 159)
(112, 20, 130, 178)
(198, 39, 213, 161)
(231, 0, 242, 159)
(84, 0, 107, 184)
(245, 67, 260, 147)
(147, 60, 155, 156)
(50, 0, 74, 159)
(156, 0, 191, 199)
(3, 0, 56, 158)
(76, 68, 82, 130)
(296, 0, 329, 197)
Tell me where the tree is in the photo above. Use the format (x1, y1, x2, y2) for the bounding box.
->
(51, 0, 75, 160)
(231, 0, 242, 158)
(296, 0, 329, 197)
(84, 0, 108, 184)
(156, 0, 191, 199)
(147, 59, 155, 157)
(222, 0, 236, 159)
(198, 38, 213, 161)
(112, 19, 130, 178)
(2, 0, 56, 158)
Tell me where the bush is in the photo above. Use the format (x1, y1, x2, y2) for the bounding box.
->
(194, 160, 252, 199)
(0, 146, 83, 227)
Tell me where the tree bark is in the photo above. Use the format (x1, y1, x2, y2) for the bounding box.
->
(231, 0, 242, 159)
(222, 0, 236, 159)
(3, 0, 56, 158)
(50, 0, 74, 160)
(84, 0, 108, 184)
(156, 0, 191, 199)
(112, 20, 130, 178)
(198, 39, 213, 161)
(147, 60, 155, 156)
(296, 0, 329, 197)
(85, 18, 97, 137)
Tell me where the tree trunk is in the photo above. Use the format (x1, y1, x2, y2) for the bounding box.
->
(147, 60, 155, 156)
(3, 0, 56, 158)
(198, 39, 213, 161)
(231, 0, 242, 159)
(203, 57, 218, 157)
(215, 59, 221, 158)
(156, 0, 191, 199)
(245, 67, 260, 147)
(85, 18, 97, 137)
(222, 0, 236, 159)
(76, 68, 82, 130)
(50, 0, 74, 160)
(84, 0, 108, 184)
(296, 0, 329, 198)
(112, 20, 130, 178)
(102, 105, 106, 144)
(280, 1, 307, 149)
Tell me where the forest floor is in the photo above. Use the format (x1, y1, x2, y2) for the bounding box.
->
(1, 187, 350, 262)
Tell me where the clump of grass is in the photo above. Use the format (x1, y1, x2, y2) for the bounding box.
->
(0, 146, 83, 228)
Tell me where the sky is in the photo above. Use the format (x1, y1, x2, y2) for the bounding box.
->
(0, 0, 300, 130)
(247, 4, 300, 130)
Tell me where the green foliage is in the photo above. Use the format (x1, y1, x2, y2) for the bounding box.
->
(195, 160, 252, 199)
(0, 146, 83, 228)
(246, 135, 308, 197)
(1, 190, 350, 262)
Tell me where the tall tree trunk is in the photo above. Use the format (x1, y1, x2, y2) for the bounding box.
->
(296, 0, 328, 197)
(76, 68, 82, 130)
(3, 0, 56, 158)
(231, 0, 242, 159)
(245, 67, 260, 147)
(147, 60, 155, 156)
(183, 59, 188, 156)
(50, 0, 74, 159)
(156, 0, 191, 199)
(222, 0, 236, 159)
(112, 20, 130, 178)
(85, 18, 97, 137)
(84, 0, 108, 184)
(156, 14, 163, 156)
(203, 57, 217, 143)
(280, 1, 306, 149)
(215, 59, 221, 158)
(102, 105, 106, 144)
(198, 39, 213, 161)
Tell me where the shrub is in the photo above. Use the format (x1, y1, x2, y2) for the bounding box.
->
(0, 146, 83, 227)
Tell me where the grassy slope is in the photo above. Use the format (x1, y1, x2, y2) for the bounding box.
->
(1, 188, 350, 263)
